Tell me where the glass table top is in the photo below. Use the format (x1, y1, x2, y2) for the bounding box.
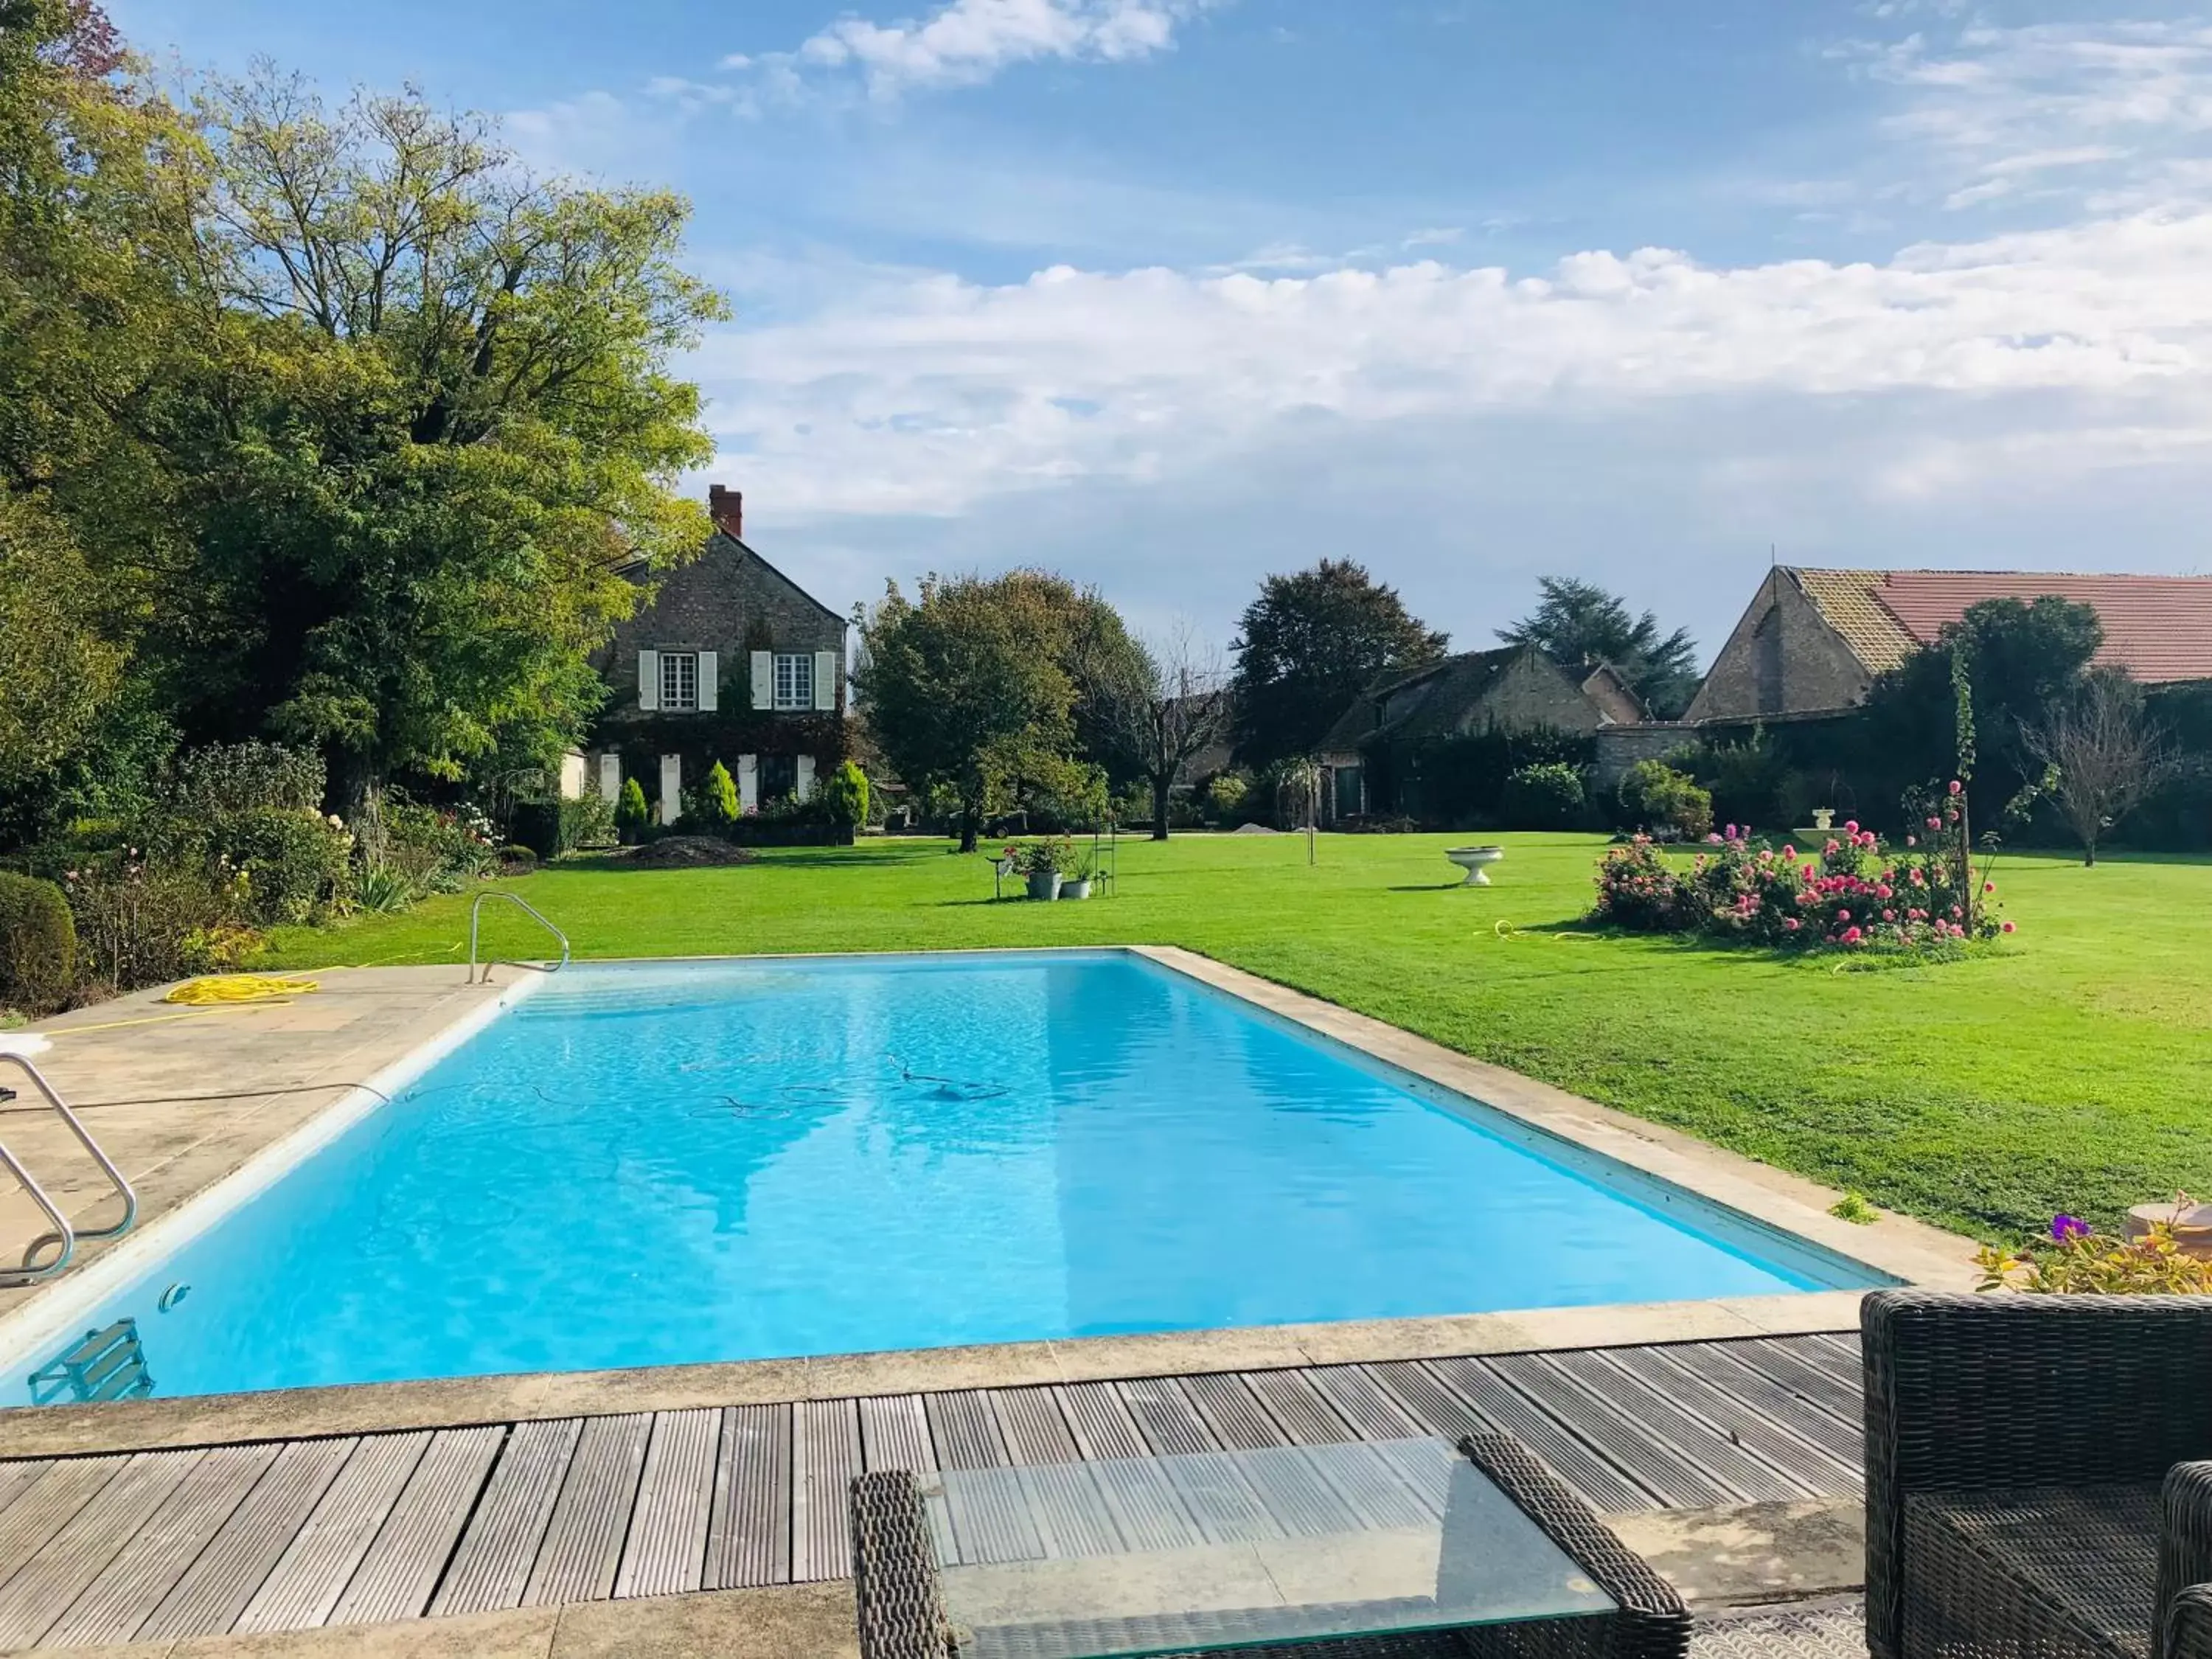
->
(917, 1436, 1615, 1658)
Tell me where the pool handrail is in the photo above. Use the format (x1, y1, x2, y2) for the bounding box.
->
(0, 1053, 139, 1287)
(467, 891, 571, 985)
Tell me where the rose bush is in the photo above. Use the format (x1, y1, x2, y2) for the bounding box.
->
(1593, 788, 2006, 953)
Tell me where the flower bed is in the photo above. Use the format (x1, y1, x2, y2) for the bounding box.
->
(1593, 785, 2009, 953)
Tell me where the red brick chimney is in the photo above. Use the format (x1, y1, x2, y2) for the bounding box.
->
(708, 484, 742, 540)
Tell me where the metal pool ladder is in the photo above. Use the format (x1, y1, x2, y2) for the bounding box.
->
(0, 1054, 139, 1287)
(468, 891, 571, 984)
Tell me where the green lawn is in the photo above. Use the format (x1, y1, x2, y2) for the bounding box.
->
(262, 832, 2212, 1242)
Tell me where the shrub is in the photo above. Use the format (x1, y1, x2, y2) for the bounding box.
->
(616, 777, 653, 844)
(1617, 760, 1714, 840)
(820, 760, 870, 831)
(354, 864, 413, 914)
(1592, 838, 1703, 932)
(167, 741, 324, 817)
(216, 807, 352, 925)
(1593, 804, 2007, 953)
(1501, 762, 1587, 828)
(1206, 773, 1250, 822)
(1977, 1208, 2212, 1294)
(0, 874, 76, 1014)
(692, 761, 741, 832)
(63, 860, 257, 992)
(367, 792, 495, 891)
(498, 844, 538, 872)
(562, 793, 617, 850)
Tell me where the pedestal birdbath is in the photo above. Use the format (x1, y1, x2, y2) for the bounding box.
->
(1446, 846, 1505, 886)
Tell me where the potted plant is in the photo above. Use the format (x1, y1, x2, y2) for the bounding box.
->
(1061, 850, 1094, 900)
(1014, 839, 1067, 900)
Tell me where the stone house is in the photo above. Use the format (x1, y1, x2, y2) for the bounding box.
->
(1316, 644, 1644, 824)
(582, 487, 848, 825)
(1686, 566, 2212, 724)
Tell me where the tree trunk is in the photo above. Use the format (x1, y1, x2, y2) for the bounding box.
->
(958, 796, 981, 854)
(325, 750, 374, 824)
(2084, 841, 2098, 868)
(1150, 773, 1171, 841)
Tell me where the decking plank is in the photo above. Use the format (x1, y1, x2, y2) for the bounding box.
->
(521, 1413, 651, 1607)
(1239, 1371, 1360, 1447)
(1299, 1366, 1423, 1441)
(1484, 1355, 1732, 1509)
(1051, 1384, 1200, 1555)
(1419, 1359, 1653, 1514)
(1662, 1344, 1864, 1467)
(1053, 1383, 1147, 1461)
(990, 1388, 1079, 1464)
(430, 1418, 583, 1617)
(924, 1391, 1040, 1567)
(234, 1431, 431, 1633)
(1364, 1360, 1492, 1441)
(1113, 1377, 1216, 1458)
(705, 1405, 790, 1592)
(1179, 1374, 1288, 1452)
(1728, 1338, 1864, 1422)
(330, 1425, 506, 1627)
(613, 1410, 719, 1601)
(137, 1436, 358, 1640)
(857, 1396, 933, 1473)
(0, 1462, 55, 1518)
(0, 1450, 201, 1650)
(40, 1444, 280, 1649)
(1547, 1349, 1812, 1503)
(0, 1457, 129, 1592)
(1601, 1346, 1858, 1492)
(790, 1399, 860, 1584)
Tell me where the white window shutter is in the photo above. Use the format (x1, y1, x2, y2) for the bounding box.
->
(796, 754, 816, 799)
(813, 650, 836, 711)
(658, 754, 682, 824)
(697, 650, 718, 712)
(750, 651, 773, 710)
(637, 650, 660, 712)
(737, 754, 759, 812)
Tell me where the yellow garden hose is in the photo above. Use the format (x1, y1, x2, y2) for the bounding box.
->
(161, 975, 321, 1006)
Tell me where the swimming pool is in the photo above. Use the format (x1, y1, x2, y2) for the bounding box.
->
(8, 951, 1888, 1402)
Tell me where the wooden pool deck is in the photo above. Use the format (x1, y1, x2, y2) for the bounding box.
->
(0, 1329, 1866, 1652)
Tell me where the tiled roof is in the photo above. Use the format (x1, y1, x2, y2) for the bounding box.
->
(1790, 568, 2212, 685)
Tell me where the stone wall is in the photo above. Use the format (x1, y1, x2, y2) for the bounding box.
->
(1476, 650, 1612, 734)
(597, 533, 847, 728)
(1593, 723, 1694, 790)
(1686, 570, 1872, 723)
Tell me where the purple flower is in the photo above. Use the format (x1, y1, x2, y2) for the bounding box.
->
(2051, 1214, 2090, 1243)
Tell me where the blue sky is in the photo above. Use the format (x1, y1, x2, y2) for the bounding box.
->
(111, 0, 2212, 661)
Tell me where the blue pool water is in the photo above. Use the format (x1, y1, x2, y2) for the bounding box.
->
(12, 953, 1882, 1401)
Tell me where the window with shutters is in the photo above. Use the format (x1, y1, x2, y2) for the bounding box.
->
(773, 653, 814, 711)
(659, 651, 699, 712)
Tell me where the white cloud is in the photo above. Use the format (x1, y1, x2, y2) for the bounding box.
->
(692, 212, 2212, 521)
(787, 0, 1215, 100)
(1855, 20, 2212, 212)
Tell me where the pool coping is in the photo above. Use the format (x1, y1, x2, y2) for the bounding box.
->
(0, 944, 1978, 1457)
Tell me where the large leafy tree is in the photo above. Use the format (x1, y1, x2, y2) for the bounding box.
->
(1498, 577, 1699, 717)
(857, 571, 1090, 852)
(0, 0, 196, 838)
(144, 71, 725, 810)
(1230, 559, 1448, 768)
(1857, 595, 2104, 825)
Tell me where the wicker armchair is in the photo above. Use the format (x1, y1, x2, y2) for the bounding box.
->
(1863, 1289, 2212, 1659)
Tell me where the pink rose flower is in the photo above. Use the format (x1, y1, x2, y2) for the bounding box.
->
(1948, 779, 1963, 796)
(2001, 919, 2016, 934)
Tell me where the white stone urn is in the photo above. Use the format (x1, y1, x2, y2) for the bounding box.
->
(1812, 808, 1835, 831)
(1446, 846, 1506, 886)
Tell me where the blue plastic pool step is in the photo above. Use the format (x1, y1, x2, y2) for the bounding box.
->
(28, 1318, 153, 1405)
